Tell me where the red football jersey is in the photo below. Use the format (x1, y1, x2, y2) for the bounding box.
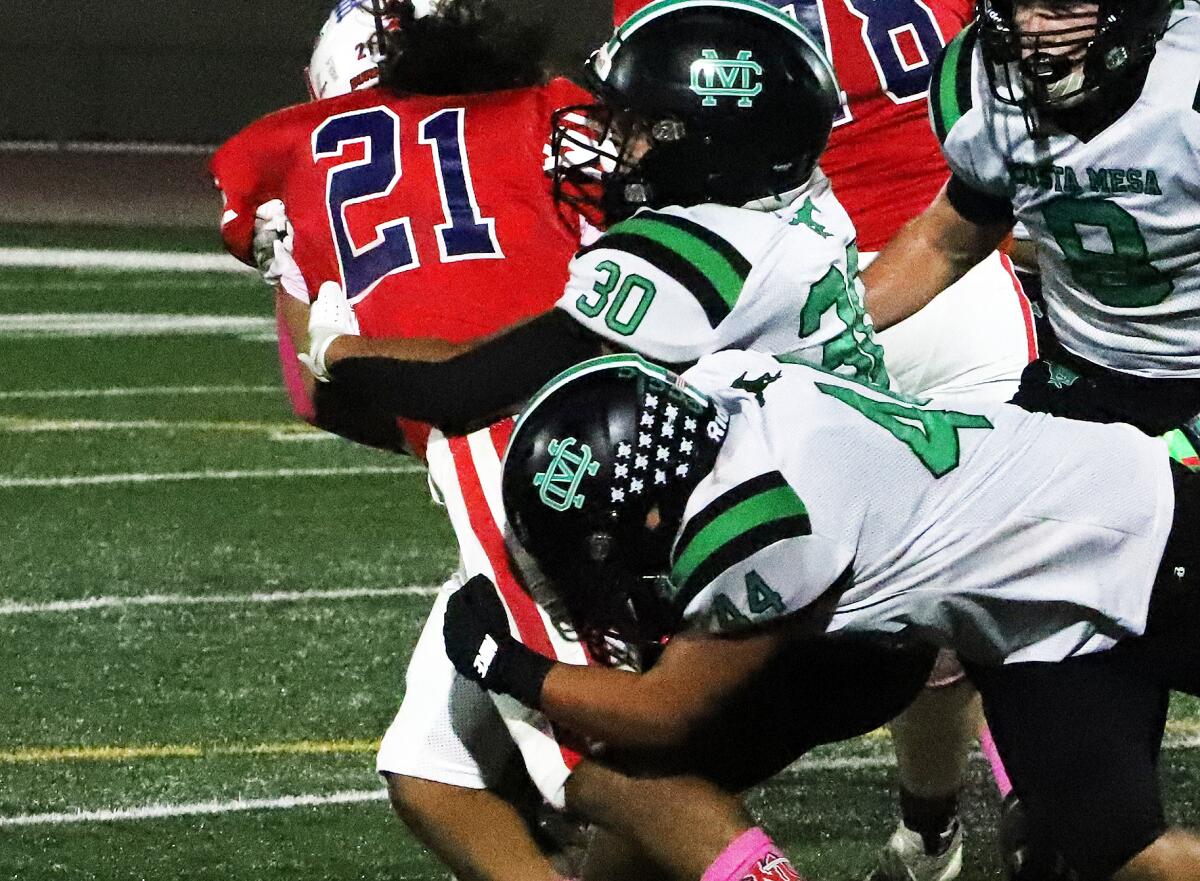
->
(212, 78, 588, 341)
(612, 0, 972, 251)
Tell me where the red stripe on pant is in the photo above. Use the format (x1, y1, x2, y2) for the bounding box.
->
(449, 422, 583, 770)
(1000, 253, 1038, 363)
(489, 419, 598, 668)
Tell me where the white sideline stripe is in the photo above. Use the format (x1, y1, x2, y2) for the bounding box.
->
(0, 280, 250, 291)
(0, 585, 440, 616)
(0, 140, 215, 156)
(0, 789, 387, 829)
(0, 313, 271, 337)
(0, 418, 304, 434)
(785, 733, 1200, 776)
(0, 384, 278, 400)
(0, 465, 423, 489)
(0, 248, 251, 273)
(9, 735, 1200, 828)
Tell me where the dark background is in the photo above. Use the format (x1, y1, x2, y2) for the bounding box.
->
(0, 1, 613, 144)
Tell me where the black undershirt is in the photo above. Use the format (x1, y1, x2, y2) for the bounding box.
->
(944, 172, 1014, 227)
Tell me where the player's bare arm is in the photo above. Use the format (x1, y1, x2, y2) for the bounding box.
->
(862, 180, 1013, 332)
(323, 330, 470, 365)
(539, 627, 789, 749)
(444, 572, 840, 750)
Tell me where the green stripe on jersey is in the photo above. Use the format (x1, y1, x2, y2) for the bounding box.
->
(671, 478, 809, 598)
(598, 212, 751, 324)
(931, 24, 976, 143)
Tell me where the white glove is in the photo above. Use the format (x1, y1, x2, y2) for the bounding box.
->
(252, 199, 296, 286)
(298, 281, 360, 382)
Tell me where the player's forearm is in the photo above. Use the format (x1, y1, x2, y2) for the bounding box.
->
(863, 185, 1011, 332)
(539, 663, 701, 749)
(325, 334, 468, 365)
(539, 627, 789, 750)
(325, 309, 601, 435)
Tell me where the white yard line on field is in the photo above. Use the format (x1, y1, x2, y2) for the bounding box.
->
(0, 417, 305, 433)
(0, 464, 424, 489)
(8, 734, 1200, 828)
(0, 248, 251, 273)
(0, 280, 251, 292)
(0, 140, 215, 156)
(0, 790, 388, 829)
(0, 585, 440, 616)
(0, 385, 278, 400)
(0, 313, 271, 337)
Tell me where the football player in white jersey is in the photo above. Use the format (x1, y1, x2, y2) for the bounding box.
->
(861, 3, 1200, 874)
(446, 350, 1200, 881)
(865, 0, 1200, 436)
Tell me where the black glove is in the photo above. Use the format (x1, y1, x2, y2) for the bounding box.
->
(443, 574, 555, 708)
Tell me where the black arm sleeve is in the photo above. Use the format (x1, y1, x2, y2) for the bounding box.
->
(326, 308, 602, 435)
(944, 172, 1015, 227)
(310, 381, 410, 454)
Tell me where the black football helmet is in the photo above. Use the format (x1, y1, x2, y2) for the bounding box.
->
(977, 0, 1172, 134)
(501, 355, 728, 647)
(551, 0, 841, 224)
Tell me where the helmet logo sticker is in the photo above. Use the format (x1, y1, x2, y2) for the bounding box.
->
(690, 49, 763, 108)
(534, 438, 601, 512)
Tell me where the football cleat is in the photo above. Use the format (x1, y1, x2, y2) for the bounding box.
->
(869, 819, 963, 881)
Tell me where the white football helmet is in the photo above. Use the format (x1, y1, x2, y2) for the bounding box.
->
(305, 0, 437, 100)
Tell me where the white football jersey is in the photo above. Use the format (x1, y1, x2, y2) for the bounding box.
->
(932, 5, 1200, 377)
(555, 170, 887, 385)
(672, 350, 1175, 664)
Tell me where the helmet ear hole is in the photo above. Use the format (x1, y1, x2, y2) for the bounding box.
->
(587, 532, 615, 563)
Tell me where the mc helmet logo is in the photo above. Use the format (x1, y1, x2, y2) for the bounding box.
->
(690, 49, 763, 107)
(533, 437, 600, 512)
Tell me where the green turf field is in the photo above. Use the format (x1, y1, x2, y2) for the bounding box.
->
(2, 233, 1198, 880)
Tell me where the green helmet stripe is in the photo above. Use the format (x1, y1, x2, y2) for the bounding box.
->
(511, 353, 710, 448)
(670, 476, 809, 601)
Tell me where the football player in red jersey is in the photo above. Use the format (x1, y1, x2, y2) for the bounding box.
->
(213, 4, 610, 879)
(214, 5, 836, 881)
(609, 1, 1030, 879)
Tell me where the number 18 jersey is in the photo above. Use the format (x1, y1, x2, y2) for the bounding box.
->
(934, 8, 1200, 377)
(211, 79, 588, 342)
